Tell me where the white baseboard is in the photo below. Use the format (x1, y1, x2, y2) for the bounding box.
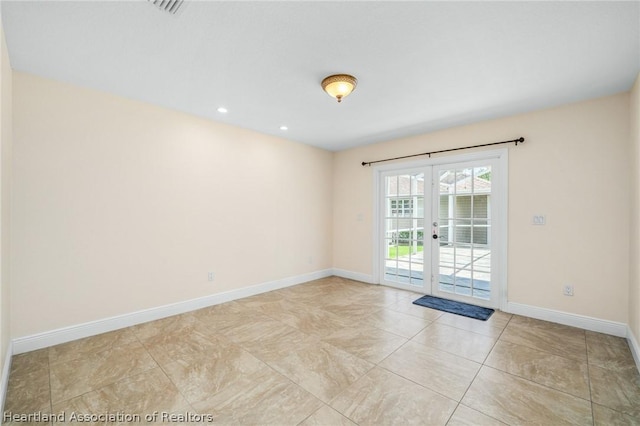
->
(331, 268, 375, 284)
(12, 269, 333, 355)
(505, 302, 627, 337)
(0, 341, 12, 417)
(627, 326, 640, 374)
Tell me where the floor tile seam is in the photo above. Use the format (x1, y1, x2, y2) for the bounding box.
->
(589, 401, 597, 426)
(315, 335, 394, 365)
(294, 405, 320, 425)
(591, 401, 640, 421)
(455, 350, 489, 417)
(407, 338, 484, 364)
(131, 325, 171, 372)
(489, 336, 591, 370)
(5, 365, 51, 389)
(585, 345, 596, 426)
(584, 332, 631, 348)
(130, 323, 147, 347)
(244, 311, 303, 337)
(49, 386, 100, 410)
(152, 360, 204, 418)
(48, 331, 143, 365)
(480, 365, 595, 404)
(241, 346, 333, 407)
(319, 308, 387, 324)
(375, 363, 462, 403)
(157, 353, 271, 418)
(373, 336, 413, 367)
(444, 402, 461, 426)
(480, 359, 591, 402)
(430, 320, 503, 341)
(387, 336, 483, 371)
(294, 403, 340, 426)
(49, 362, 160, 408)
(47, 349, 53, 416)
(48, 338, 153, 369)
(504, 321, 588, 343)
(307, 308, 365, 329)
(384, 304, 442, 321)
(586, 357, 639, 374)
(10, 352, 49, 374)
(322, 363, 379, 425)
(295, 338, 378, 379)
(478, 311, 511, 346)
(448, 403, 507, 426)
(237, 310, 322, 348)
(365, 317, 429, 340)
(433, 321, 506, 339)
(497, 334, 588, 364)
(376, 303, 436, 322)
(457, 366, 589, 426)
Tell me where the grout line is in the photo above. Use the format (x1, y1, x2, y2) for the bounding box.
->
(584, 332, 595, 425)
(47, 349, 53, 423)
(454, 312, 513, 418)
(13, 278, 638, 425)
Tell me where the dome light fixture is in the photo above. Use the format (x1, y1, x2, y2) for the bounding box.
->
(321, 74, 357, 103)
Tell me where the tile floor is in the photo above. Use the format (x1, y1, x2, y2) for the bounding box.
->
(5, 276, 640, 425)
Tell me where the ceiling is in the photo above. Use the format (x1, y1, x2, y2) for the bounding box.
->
(2, 1, 639, 151)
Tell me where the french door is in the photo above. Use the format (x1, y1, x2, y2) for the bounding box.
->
(378, 152, 505, 308)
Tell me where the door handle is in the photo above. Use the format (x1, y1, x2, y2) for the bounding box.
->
(432, 234, 438, 240)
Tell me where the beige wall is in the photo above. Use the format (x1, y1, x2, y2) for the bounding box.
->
(11, 72, 333, 338)
(630, 73, 640, 342)
(0, 21, 11, 370)
(7, 69, 636, 338)
(334, 93, 630, 323)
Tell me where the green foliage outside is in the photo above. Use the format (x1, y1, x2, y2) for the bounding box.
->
(388, 245, 424, 259)
(396, 230, 423, 240)
(478, 171, 491, 181)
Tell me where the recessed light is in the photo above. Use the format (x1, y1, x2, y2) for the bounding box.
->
(280, 126, 288, 131)
(217, 107, 228, 113)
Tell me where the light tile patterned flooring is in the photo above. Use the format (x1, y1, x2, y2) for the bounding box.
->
(5, 276, 640, 425)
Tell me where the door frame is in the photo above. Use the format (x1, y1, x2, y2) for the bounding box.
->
(371, 148, 509, 310)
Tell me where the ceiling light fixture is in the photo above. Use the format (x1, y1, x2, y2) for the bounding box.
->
(217, 107, 228, 113)
(321, 74, 357, 103)
(280, 126, 288, 131)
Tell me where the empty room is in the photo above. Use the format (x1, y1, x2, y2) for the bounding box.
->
(0, 1, 639, 425)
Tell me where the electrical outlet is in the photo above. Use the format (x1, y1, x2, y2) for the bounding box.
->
(532, 215, 546, 225)
(208, 272, 215, 282)
(563, 284, 574, 296)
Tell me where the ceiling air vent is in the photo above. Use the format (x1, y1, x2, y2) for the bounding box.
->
(147, 0, 184, 15)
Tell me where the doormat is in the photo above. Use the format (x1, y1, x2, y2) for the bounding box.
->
(412, 295, 494, 321)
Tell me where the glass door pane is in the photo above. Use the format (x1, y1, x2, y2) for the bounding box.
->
(382, 171, 426, 289)
(434, 164, 493, 302)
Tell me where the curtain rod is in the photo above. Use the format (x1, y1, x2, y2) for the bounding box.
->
(361, 137, 525, 167)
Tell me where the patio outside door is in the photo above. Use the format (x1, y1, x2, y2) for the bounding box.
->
(378, 154, 504, 309)
(380, 169, 428, 291)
